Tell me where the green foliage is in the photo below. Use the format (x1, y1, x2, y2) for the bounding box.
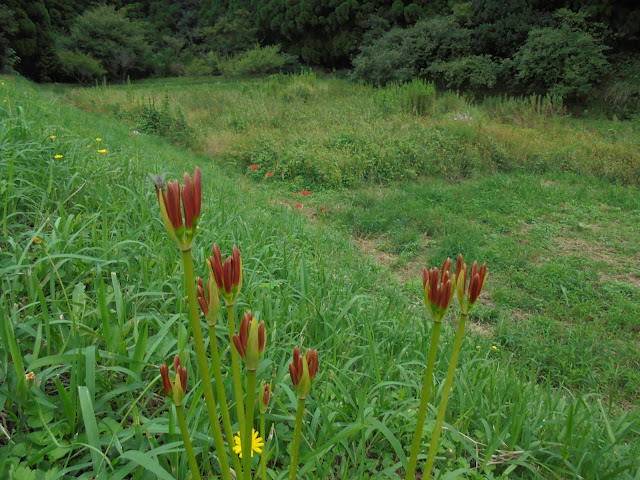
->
(382, 78, 437, 115)
(220, 45, 298, 77)
(513, 9, 610, 100)
(427, 54, 500, 90)
(3, 70, 640, 480)
(353, 15, 473, 86)
(3, 0, 57, 81)
(200, 9, 258, 57)
(0, 5, 18, 72)
(57, 49, 106, 84)
(63, 5, 152, 81)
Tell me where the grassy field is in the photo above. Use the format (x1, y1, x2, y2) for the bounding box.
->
(1, 74, 639, 479)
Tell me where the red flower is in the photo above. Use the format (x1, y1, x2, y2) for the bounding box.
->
(320, 206, 327, 212)
(266, 172, 273, 178)
(295, 203, 302, 209)
(422, 258, 453, 322)
(300, 190, 310, 196)
(174, 142, 179, 146)
(152, 167, 202, 250)
(209, 244, 242, 305)
(250, 164, 260, 170)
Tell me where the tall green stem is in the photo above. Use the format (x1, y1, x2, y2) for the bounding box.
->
(243, 370, 257, 480)
(181, 250, 232, 480)
(259, 413, 267, 480)
(209, 325, 243, 478)
(289, 397, 306, 480)
(405, 322, 443, 479)
(422, 314, 467, 478)
(227, 304, 246, 432)
(176, 405, 202, 480)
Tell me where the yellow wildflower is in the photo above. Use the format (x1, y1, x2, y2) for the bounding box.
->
(49, 135, 56, 140)
(232, 429, 264, 459)
(96, 138, 102, 142)
(98, 149, 108, 154)
(33, 236, 42, 244)
(54, 154, 63, 159)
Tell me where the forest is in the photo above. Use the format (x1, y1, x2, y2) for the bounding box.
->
(1, 1, 639, 115)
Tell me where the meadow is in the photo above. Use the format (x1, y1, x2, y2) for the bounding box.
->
(1, 73, 639, 479)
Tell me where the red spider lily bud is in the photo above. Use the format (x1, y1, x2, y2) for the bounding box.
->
(197, 270, 220, 326)
(159, 355, 188, 406)
(423, 258, 453, 322)
(455, 254, 487, 314)
(259, 380, 272, 414)
(233, 312, 266, 371)
(289, 346, 318, 400)
(209, 244, 243, 305)
(152, 167, 202, 251)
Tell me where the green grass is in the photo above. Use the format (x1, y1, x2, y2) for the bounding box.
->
(1, 74, 639, 479)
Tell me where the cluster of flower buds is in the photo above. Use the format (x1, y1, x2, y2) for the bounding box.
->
(152, 167, 202, 251)
(209, 244, 242, 306)
(422, 258, 453, 322)
(455, 254, 488, 314)
(160, 355, 188, 407)
(289, 346, 319, 400)
(259, 380, 271, 415)
(197, 273, 220, 326)
(233, 312, 266, 371)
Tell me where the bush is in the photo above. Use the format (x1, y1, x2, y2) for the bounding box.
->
(219, 44, 298, 77)
(57, 49, 106, 84)
(353, 16, 473, 86)
(513, 9, 610, 101)
(427, 55, 500, 91)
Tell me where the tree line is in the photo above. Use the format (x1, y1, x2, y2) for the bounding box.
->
(1, 1, 638, 112)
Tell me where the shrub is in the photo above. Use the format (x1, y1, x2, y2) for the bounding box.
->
(220, 44, 298, 77)
(513, 9, 610, 101)
(353, 16, 473, 87)
(427, 55, 500, 91)
(57, 49, 106, 84)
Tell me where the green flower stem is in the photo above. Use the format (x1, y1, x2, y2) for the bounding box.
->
(181, 250, 232, 480)
(289, 397, 306, 480)
(260, 413, 267, 480)
(422, 314, 467, 478)
(405, 321, 443, 480)
(176, 405, 202, 480)
(243, 369, 257, 480)
(209, 325, 243, 478)
(227, 304, 246, 433)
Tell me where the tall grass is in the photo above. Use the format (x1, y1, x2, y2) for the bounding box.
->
(1, 75, 639, 479)
(64, 74, 640, 187)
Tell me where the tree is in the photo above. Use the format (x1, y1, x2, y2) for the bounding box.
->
(513, 9, 610, 100)
(63, 5, 152, 81)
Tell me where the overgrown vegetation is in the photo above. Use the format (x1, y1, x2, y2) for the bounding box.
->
(2, 74, 639, 479)
(2, 1, 640, 116)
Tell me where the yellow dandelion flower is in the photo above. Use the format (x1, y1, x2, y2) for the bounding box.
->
(96, 138, 102, 142)
(476, 345, 481, 349)
(33, 236, 42, 244)
(98, 149, 108, 154)
(50, 135, 56, 140)
(54, 154, 63, 159)
(492, 345, 498, 350)
(232, 429, 264, 459)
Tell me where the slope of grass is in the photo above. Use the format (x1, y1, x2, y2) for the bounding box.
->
(1, 75, 639, 479)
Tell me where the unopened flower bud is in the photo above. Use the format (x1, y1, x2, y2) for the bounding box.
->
(233, 312, 266, 371)
(454, 254, 487, 314)
(209, 244, 242, 306)
(423, 258, 453, 322)
(259, 380, 271, 414)
(159, 355, 188, 406)
(152, 167, 201, 251)
(289, 346, 318, 400)
(198, 269, 220, 326)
